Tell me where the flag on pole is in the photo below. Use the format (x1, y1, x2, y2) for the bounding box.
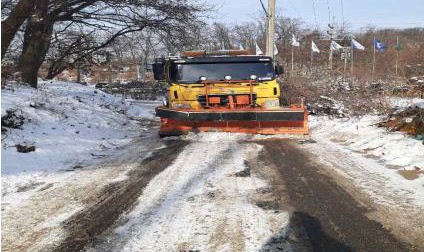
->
(330, 40, 343, 51)
(291, 34, 300, 47)
(311, 41, 320, 53)
(255, 43, 263, 55)
(274, 43, 279, 55)
(351, 39, 365, 50)
(395, 37, 402, 52)
(239, 43, 245, 50)
(373, 39, 386, 52)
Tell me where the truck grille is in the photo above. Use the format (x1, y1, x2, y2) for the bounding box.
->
(197, 94, 257, 107)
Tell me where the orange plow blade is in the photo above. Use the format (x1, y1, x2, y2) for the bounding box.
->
(156, 106, 309, 137)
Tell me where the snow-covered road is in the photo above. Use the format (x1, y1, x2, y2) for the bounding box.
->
(88, 134, 293, 252)
(56, 132, 419, 252)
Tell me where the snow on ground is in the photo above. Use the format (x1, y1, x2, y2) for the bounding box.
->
(125, 99, 161, 120)
(310, 115, 424, 169)
(308, 115, 424, 207)
(1, 80, 162, 251)
(1, 81, 157, 198)
(88, 133, 291, 252)
(387, 97, 424, 110)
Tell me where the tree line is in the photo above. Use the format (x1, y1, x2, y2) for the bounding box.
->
(2, 1, 423, 87)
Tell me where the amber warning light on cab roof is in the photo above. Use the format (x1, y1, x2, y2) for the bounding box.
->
(182, 50, 250, 57)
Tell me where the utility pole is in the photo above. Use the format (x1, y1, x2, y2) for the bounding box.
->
(265, 0, 276, 58)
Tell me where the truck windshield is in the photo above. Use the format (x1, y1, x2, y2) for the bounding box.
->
(174, 62, 275, 83)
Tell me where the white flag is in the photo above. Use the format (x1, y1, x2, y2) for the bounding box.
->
(274, 43, 279, 55)
(291, 34, 300, 47)
(255, 43, 263, 55)
(239, 43, 245, 50)
(351, 39, 365, 50)
(311, 41, 320, 53)
(330, 40, 343, 51)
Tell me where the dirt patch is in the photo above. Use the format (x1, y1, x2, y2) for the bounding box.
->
(255, 200, 279, 210)
(398, 169, 423, 180)
(52, 139, 188, 252)
(234, 160, 251, 177)
(16, 182, 45, 193)
(299, 138, 424, 251)
(379, 107, 424, 136)
(260, 140, 414, 252)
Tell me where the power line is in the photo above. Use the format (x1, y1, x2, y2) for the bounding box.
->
(259, 0, 269, 17)
(326, 0, 332, 24)
(311, 0, 319, 30)
(340, 0, 345, 29)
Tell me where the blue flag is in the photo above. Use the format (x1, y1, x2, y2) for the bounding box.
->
(373, 39, 386, 52)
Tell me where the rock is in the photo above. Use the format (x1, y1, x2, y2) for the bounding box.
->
(1, 109, 25, 129)
(16, 144, 36, 153)
(307, 96, 348, 117)
(410, 77, 418, 82)
(380, 107, 424, 136)
(392, 85, 410, 94)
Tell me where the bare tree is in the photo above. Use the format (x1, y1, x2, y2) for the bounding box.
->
(1, 0, 36, 59)
(212, 22, 233, 50)
(3, 0, 209, 87)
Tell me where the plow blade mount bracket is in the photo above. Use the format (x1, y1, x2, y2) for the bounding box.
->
(156, 106, 309, 136)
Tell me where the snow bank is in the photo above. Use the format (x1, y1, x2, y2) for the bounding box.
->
(1, 81, 156, 175)
(309, 115, 424, 208)
(387, 97, 424, 110)
(125, 99, 161, 120)
(310, 115, 424, 169)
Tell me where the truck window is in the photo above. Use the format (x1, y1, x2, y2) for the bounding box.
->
(174, 62, 275, 83)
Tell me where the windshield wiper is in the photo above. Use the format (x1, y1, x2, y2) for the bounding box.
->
(177, 80, 200, 84)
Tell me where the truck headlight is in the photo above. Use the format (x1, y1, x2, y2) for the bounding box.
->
(263, 100, 280, 108)
(173, 103, 192, 109)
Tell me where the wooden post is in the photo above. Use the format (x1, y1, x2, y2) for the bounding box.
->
(350, 43, 354, 76)
(372, 36, 376, 83)
(310, 42, 313, 69)
(395, 36, 399, 76)
(342, 48, 347, 83)
(291, 46, 294, 75)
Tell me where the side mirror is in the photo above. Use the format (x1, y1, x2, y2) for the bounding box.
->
(275, 65, 284, 76)
(152, 60, 165, 80)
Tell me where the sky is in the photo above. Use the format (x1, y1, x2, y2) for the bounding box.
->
(209, 0, 424, 30)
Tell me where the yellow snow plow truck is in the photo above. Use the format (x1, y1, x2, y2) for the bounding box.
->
(153, 50, 308, 137)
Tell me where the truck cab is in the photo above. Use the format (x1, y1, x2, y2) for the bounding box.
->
(153, 51, 282, 110)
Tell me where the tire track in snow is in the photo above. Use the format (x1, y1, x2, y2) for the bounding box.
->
(260, 140, 414, 252)
(52, 139, 187, 252)
(87, 133, 291, 252)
